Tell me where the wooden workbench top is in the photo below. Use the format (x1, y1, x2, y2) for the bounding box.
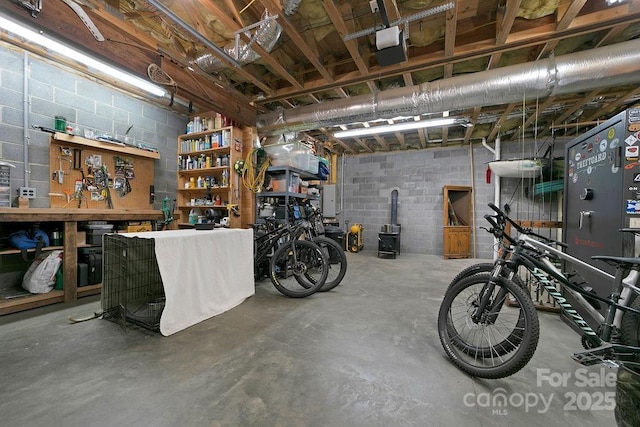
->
(0, 208, 164, 222)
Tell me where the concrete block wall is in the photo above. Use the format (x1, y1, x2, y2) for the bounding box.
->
(338, 139, 565, 259)
(0, 43, 186, 208)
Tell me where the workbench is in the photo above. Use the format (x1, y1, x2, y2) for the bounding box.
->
(0, 209, 164, 315)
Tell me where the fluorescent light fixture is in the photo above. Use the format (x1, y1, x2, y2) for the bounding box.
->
(0, 15, 166, 97)
(334, 118, 456, 138)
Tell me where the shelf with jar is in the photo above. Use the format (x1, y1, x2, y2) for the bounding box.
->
(176, 124, 244, 229)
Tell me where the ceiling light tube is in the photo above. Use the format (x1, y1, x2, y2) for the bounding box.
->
(0, 15, 166, 97)
(334, 118, 456, 138)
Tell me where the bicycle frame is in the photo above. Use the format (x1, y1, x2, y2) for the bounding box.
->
(254, 223, 293, 264)
(502, 234, 640, 347)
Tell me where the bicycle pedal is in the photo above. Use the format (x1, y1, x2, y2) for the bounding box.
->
(571, 343, 614, 366)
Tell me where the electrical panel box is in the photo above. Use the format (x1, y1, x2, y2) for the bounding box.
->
(322, 184, 336, 218)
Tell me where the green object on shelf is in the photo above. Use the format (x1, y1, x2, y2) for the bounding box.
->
(534, 179, 563, 196)
(55, 265, 63, 290)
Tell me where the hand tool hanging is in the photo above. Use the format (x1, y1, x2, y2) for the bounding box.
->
(94, 165, 113, 209)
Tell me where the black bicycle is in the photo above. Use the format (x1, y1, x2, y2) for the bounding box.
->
(438, 202, 640, 379)
(252, 218, 328, 298)
(293, 200, 347, 292)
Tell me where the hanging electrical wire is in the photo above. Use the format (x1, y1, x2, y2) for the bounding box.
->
(242, 146, 270, 193)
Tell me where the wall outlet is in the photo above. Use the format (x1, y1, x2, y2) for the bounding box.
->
(19, 187, 36, 199)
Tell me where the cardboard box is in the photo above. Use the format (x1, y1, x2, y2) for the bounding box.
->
(76, 231, 86, 246)
(127, 221, 152, 232)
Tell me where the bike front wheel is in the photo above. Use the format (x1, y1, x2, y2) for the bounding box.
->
(270, 240, 328, 298)
(438, 273, 540, 379)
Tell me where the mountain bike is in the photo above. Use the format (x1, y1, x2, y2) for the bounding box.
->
(252, 218, 328, 298)
(437, 202, 640, 379)
(294, 199, 347, 292)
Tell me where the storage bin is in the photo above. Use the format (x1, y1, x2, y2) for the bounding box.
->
(269, 173, 300, 193)
(263, 142, 313, 170)
(269, 175, 287, 192)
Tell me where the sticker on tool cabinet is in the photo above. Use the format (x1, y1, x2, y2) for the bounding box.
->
(626, 134, 638, 146)
(634, 173, 640, 182)
(629, 109, 640, 123)
(626, 146, 639, 158)
(626, 200, 640, 214)
(608, 128, 616, 140)
(600, 140, 608, 152)
(630, 123, 640, 132)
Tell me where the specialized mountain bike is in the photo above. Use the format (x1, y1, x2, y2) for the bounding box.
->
(438, 202, 640, 379)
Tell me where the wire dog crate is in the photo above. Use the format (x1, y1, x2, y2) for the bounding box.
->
(101, 234, 165, 331)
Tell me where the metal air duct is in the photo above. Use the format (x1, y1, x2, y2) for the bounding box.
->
(257, 38, 640, 135)
(194, 9, 282, 73)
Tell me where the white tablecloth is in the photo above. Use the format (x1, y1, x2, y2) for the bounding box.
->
(120, 228, 254, 336)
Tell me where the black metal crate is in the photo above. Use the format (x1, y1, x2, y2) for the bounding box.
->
(101, 234, 164, 331)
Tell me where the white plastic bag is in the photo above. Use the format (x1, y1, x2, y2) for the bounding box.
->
(22, 250, 63, 294)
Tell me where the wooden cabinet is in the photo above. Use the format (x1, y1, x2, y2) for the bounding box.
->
(176, 126, 246, 228)
(0, 209, 164, 315)
(443, 185, 472, 259)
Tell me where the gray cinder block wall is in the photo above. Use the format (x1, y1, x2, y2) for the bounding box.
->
(338, 138, 565, 259)
(0, 42, 185, 208)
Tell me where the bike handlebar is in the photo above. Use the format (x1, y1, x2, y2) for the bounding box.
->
(485, 202, 567, 248)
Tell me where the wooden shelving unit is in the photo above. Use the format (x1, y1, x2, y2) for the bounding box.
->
(176, 125, 246, 229)
(0, 209, 164, 315)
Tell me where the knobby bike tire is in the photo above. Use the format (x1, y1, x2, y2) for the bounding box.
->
(295, 236, 347, 292)
(445, 263, 529, 356)
(270, 240, 328, 298)
(438, 273, 540, 379)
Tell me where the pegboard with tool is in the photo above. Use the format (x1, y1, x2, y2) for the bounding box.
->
(48, 136, 156, 209)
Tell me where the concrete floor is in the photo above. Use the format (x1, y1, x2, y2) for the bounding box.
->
(0, 251, 618, 427)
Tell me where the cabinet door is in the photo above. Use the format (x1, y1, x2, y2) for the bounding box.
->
(444, 227, 471, 259)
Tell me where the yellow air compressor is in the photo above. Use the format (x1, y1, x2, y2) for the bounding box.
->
(347, 223, 364, 252)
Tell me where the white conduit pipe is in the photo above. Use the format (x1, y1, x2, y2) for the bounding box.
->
(469, 142, 476, 258)
(22, 51, 29, 186)
(481, 136, 501, 260)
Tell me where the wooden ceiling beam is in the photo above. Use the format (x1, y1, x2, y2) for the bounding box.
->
(487, 0, 522, 69)
(196, 0, 303, 90)
(258, 8, 640, 104)
(319, 128, 355, 153)
(258, 0, 335, 83)
(463, 107, 481, 145)
(595, 23, 629, 48)
(538, 89, 601, 137)
(322, 0, 369, 75)
(487, 103, 517, 141)
(578, 86, 640, 125)
(521, 96, 556, 132)
(224, 0, 244, 27)
(536, 0, 588, 59)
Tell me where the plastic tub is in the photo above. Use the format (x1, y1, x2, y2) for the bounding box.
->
(263, 142, 312, 170)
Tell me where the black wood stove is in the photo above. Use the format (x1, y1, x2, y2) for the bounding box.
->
(378, 190, 401, 258)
